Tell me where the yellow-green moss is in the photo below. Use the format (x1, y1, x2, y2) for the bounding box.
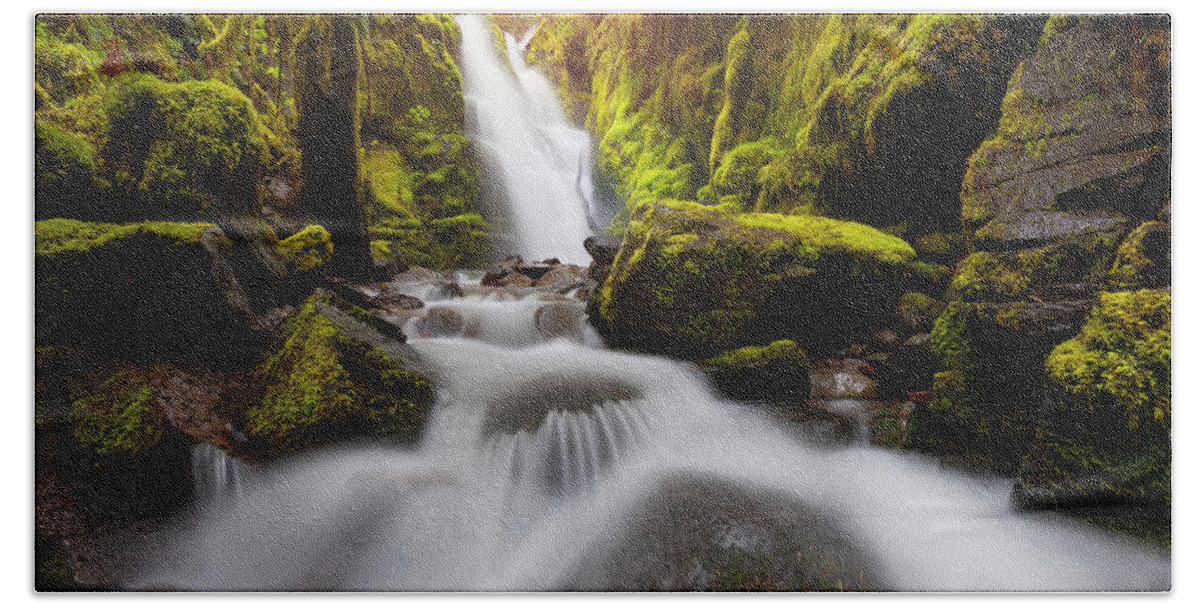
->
(69, 367, 161, 455)
(703, 339, 808, 369)
(35, 218, 213, 257)
(246, 294, 433, 452)
(104, 73, 269, 216)
(1108, 222, 1169, 290)
(1045, 290, 1170, 428)
(277, 224, 333, 272)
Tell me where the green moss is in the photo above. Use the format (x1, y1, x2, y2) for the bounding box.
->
(35, 119, 102, 217)
(1045, 290, 1170, 428)
(35, 218, 212, 257)
(69, 367, 161, 454)
(34, 32, 102, 108)
(370, 239, 393, 261)
(104, 73, 269, 217)
(1108, 222, 1169, 290)
(733, 208, 915, 265)
(709, 29, 755, 174)
(246, 293, 433, 452)
(277, 224, 333, 273)
(703, 339, 808, 369)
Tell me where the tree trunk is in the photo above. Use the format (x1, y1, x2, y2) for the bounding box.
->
(295, 15, 372, 281)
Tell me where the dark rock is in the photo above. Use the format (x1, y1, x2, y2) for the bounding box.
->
(875, 333, 937, 401)
(481, 255, 524, 286)
(535, 302, 586, 341)
(698, 340, 810, 403)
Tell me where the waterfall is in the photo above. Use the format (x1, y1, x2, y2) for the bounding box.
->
(455, 14, 594, 264)
(190, 443, 246, 507)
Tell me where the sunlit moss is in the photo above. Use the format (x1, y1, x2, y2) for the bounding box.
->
(35, 218, 212, 257)
(1045, 290, 1170, 429)
(69, 366, 161, 455)
(277, 224, 333, 272)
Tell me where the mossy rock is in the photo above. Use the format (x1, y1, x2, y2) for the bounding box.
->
(894, 292, 943, 333)
(698, 340, 810, 403)
(103, 73, 269, 219)
(961, 15, 1170, 229)
(245, 293, 433, 457)
(589, 200, 914, 358)
(277, 224, 334, 273)
(1016, 290, 1170, 538)
(35, 219, 273, 367)
(767, 15, 1045, 234)
(911, 298, 1093, 473)
(35, 119, 104, 220)
(1107, 221, 1170, 291)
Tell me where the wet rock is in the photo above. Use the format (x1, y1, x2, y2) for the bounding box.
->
(373, 288, 425, 311)
(697, 340, 810, 404)
(481, 255, 525, 286)
(535, 302, 586, 341)
(413, 307, 466, 338)
(809, 359, 876, 401)
(584, 234, 622, 283)
(871, 330, 900, 349)
(566, 474, 879, 591)
(535, 265, 589, 292)
(497, 272, 535, 288)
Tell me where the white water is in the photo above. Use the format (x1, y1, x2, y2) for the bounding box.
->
(140, 274, 1169, 591)
(190, 443, 246, 507)
(455, 14, 594, 264)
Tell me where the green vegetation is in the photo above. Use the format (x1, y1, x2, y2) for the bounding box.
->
(69, 366, 162, 454)
(1045, 290, 1171, 428)
(104, 73, 269, 218)
(246, 293, 433, 452)
(35, 218, 212, 257)
(277, 225, 333, 272)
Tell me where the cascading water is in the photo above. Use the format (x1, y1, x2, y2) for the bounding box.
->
(129, 16, 1169, 593)
(455, 14, 595, 264)
(190, 443, 246, 508)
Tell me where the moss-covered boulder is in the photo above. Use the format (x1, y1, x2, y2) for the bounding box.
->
(1015, 290, 1170, 541)
(911, 299, 1093, 472)
(103, 73, 269, 219)
(35, 119, 103, 220)
(698, 340, 810, 403)
(35, 219, 272, 366)
(244, 293, 433, 457)
(961, 15, 1170, 235)
(588, 200, 915, 359)
(1107, 221, 1171, 291)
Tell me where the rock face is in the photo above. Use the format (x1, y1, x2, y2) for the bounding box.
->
(961, 15, 1170, 233)
(698, 340, 810, 403)
(588, 200, 915, 359)
(775, 15, 1046, 234)
(1015, 290, 1170, 528)
(912, 13, 1172, 527)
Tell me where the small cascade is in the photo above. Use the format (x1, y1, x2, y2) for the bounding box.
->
(489, 400, 650, 495)
(190, 443, 247, 508)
